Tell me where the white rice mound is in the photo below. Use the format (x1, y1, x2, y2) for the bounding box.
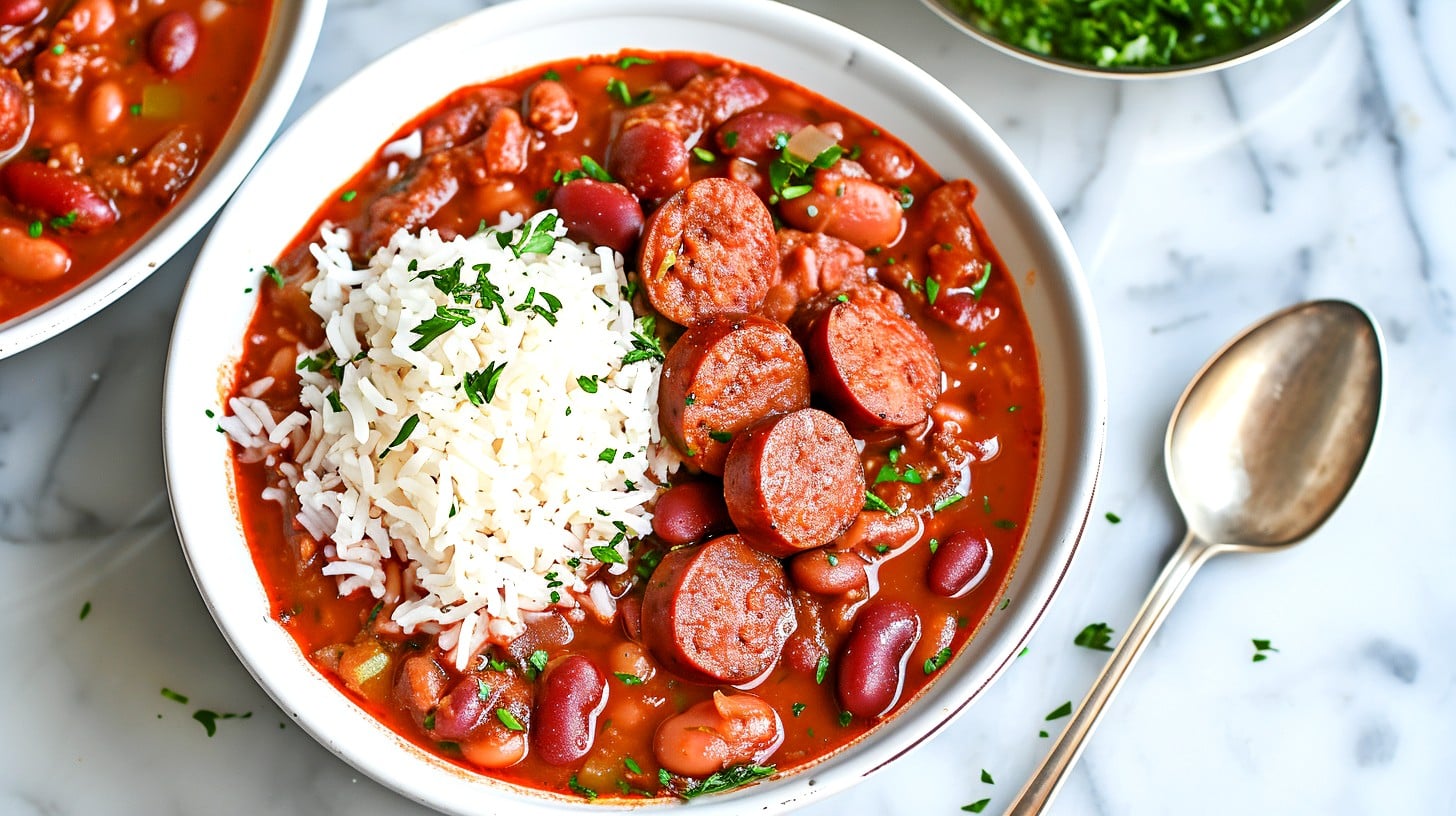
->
(225, 211, 677, 670)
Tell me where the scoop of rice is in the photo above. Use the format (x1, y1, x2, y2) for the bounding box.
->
(230, 212, 676, 669)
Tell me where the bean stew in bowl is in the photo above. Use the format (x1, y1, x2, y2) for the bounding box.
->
(0, 0, 324, 357)
(164, 2, 1104, 813)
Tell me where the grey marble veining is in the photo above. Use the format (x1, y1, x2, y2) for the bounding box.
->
(0, 1, 1451, 814)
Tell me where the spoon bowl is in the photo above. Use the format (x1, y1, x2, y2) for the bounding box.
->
(1167, 300, 1383, 550)
(1008, 299, 1384, 815)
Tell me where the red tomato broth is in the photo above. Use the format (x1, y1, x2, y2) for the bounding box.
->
(229, 51, 1042, 799)
(0, 0, 274, 321)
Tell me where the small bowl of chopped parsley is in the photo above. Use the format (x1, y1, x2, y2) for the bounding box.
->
(921, 0, 1349, 77)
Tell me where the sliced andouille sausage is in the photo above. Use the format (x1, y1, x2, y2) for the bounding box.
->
(419, 86, 520, 153)
(638, 177, 778, 326)
(657, 313, 809, 474)
(804, 295, 942, 432)
(722, 409, 865, 557)
(622, 67, 768, 140)
(640, 534, 795, 685)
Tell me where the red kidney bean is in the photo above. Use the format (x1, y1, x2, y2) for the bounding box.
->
(651, 480, 732, 545)
(660, 57, 703, 89)
(617, 594, 643, 642)
(0, 226, 71, 282)
(533, 655, 608, 766)
(0, 0, 43, 25)
(654, 691, 782, 777)
(927, 529, 992, 598)
(1, 162, 117, 231)
(551, 178, 644, 253)
(838, 510, 920, 558)
(60, 0, 114, 41)
(394, 655, 447, 718)
(607, 122, 688, 200)
(148, 11, 199, 75)
(715, 110, 807, 160)
(431, 676, 490, 740)
(836, 600, 921, 718)
(789, 548, 869, 596)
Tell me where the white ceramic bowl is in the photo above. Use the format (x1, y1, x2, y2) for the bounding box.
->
(0, 0, 326, 359)
(163, 1, 1106, 812)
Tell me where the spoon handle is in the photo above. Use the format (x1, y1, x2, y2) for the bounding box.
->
(1005, 531, 1219, 815)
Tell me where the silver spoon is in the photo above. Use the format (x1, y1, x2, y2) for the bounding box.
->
(1007, 299, 1384, 815)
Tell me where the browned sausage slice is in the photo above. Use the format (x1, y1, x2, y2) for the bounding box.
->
(658, 313, 810, 474)
(639, 177, 777, 327)
(640, 534, 796, 685)
(723, 409, 865, 557)
(805, 296, 942, 431)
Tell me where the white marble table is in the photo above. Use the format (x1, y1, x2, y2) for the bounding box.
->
(1, 1, 1451, 814)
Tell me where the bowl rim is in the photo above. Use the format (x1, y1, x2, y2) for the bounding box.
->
(917, 0, 1351, 79)
(0, 0, 328, 359)
(163, 0, 1107, 812)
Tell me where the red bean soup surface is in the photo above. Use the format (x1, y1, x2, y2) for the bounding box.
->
(230, 52, 1043, 801)
(0, 0, 274, 322)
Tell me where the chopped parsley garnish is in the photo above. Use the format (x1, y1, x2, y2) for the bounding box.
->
(723, 131, 739, 148)
(1074, 622, 1115, 651)
(791, 702, 806, 717)
(897, 185, 914, 209)
(970, 341, 988, 355)
(325, 390, 344, 413)
(476, 678, 492, 701)
(511, 213, 560, 257)
(1252, 639, 1279, 662)
(691, 146, 716, 163)
(526, 649, 549, 676)
(933, 493, 966, 512)
(874, 461, 923, 485)
(981, 769, 995, 784)
(1105, 511, 1122, 524)
(577, 375, 599, 393)
(766, 133, 842, 203)
(614, 672, 645, 685)
(1018, 646, 1029, 657)
(826, 552, 839, 566)
(340, 190, 357, 202)
(814, 654, 830, 684)
(666, 764, 776, 799)
(379, 414, 420, 458)
(929, 538, 940, 553)
(486, 656, 510, 672)
(27, 220, 42, 238)
(863, 491, 899, 515)
(605, 77, 653, 106)
(556, 155, 615, 184)
(365, 600, 384, 626)
(79, 601, 91, 620)
(616, 55, 654, 69)
(567, 774, 598, 799)
(423, 712, 436, 730)
(49, 210, 79, 230)
(264, 265, 285, 288)
(993, 519, 1018, 530)
(970, 263, 992, 300)
(496, 708, 525, 731)
(592, 544, 625, 565)
(923, 647, 952, 674)
(999, 597, 1011, 610)
(838, 710, 853, 726)
(463, 362, 506, 406)
(707, 430, 733, 444)
(542, 68, 561, 81)
(926, 277, 941, 305)
(409, 305, 475, 351)
(192, 709, 251, 737)
(622, 756, 644, 775)
(1039, 730, 1049, 738)
(161, 688, 189, 705)
(962, 799, 991, 813)
(622, 315, 666, 365)
(1045, 701, 1073, 720)
(599, 448, 617, 463)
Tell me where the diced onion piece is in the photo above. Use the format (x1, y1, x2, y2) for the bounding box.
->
(199, 0, 228, 23)
(141, 84, 184, 119)
(786, 124, 839, 165)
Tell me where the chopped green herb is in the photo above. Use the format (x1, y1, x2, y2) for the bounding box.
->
(129, 103, 142, 117)
(963, 799, 991, 813)
(815, 654, 830, 684)
(599, 448, 617, 463)
(543, 68, 561, 81)
(614, 672, 645, 686)
(624, 756, 644, 775)
(423, 712, 436, 730)
(616, 55, 654, 69)
(838, 710, 853, 727)
(692, 146, 716, 163)
(791, 702, 806, 717)
(192, 709, 250, 738)
(1074, 622, 1115, 651)
(929, 538, 940, 553)
(1252, 639, 1279, 662)
(462, 362, 506, 406)
(325, 390, 344, 413)
(1105, 511, 1122, 524)
(592, 544, 625, 564)
(1040, 730, 1049, 738)
(496, 708, 525, 731)
(409, 305, 475, 351)
(993, 519, 1018, 530)
(605, 77, 653, 106)
(365, 601, 384, 626)
(1017, 646, 1028, 657)
(49, 210, 78, 230)
(161, 688, 189, 705)
(669, 764, 776, 799)
(264, 265, 285, 287)
(923, 647, 952, 674)
(875, 544, 890, 554)
(511, 213, 560, 257)
(897, 185, 914, 209)
(969, 341, 988, 356)
(567, 774, 598, 799)
(79, 601, 91, 620)
(51, 43, 64, 55)
(527, 649, 549, 676)
(577, 375, 599, 393)
(863, 491, 899, 515)
(723, 131, 739, 148)
(933, 493, 966, 512)
(836, 293, 849, 302)
(379, 414, 420, 458)
(684, 394, 696, 406)
(27, 220, 42, 238)
(999, 597, 1010, 610)
(1046, 701, 1073, 720)
(340, 190, 357, 202)
(970, 263, 992, 300)
(826, 552, 839, 566)
(477, 678, 492, 701)
(486, 656, 510, 672)
(707, 430, 733, 444)
(622, 314, 666, 365)
(926, 277, 941, 305)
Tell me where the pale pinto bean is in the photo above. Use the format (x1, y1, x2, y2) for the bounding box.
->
(460, 731, 528, 769)
(911, 611, 958, 672)
(86, 80, 125, 131)
(653, 691, 783, 777)
(0, 226, 71, 281)
(606, 641, 654, 682)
